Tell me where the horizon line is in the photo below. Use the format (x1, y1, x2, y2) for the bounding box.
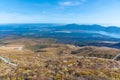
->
(0, 22, 120, 27)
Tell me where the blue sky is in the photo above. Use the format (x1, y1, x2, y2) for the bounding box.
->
(0, 0, 120, 26)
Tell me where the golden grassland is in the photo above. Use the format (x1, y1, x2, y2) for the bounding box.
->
(0, 38, 120, 80)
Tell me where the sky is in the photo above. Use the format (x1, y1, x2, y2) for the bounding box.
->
(0, 0, 120, 26)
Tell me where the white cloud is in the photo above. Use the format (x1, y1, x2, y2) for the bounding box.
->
(59, 0, 86, 6)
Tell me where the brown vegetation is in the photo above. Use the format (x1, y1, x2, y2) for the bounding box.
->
(0, 38, 120, 80)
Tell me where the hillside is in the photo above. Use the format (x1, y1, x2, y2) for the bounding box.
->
(0, 38, 120, 80)
(71, 46, 120, 59)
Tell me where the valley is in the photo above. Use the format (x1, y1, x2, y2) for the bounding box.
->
(1, 24, 120, 80)
(1, 0, 120, 79)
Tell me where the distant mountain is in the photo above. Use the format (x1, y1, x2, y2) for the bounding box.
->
(50, 24, 120, 38)
(53, 24, 120, 33)
(0, 23, 120, 43)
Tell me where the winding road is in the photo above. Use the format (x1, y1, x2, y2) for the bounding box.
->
(113, 54, 120, 60)
(0, 56, 18, 66)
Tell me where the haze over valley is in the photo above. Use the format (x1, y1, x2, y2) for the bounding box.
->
(1, 0, 120, 80)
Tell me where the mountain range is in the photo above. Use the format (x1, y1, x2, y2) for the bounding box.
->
(0, 24, 120, 47)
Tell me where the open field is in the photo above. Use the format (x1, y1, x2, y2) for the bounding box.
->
(0, 38, 120, 80)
